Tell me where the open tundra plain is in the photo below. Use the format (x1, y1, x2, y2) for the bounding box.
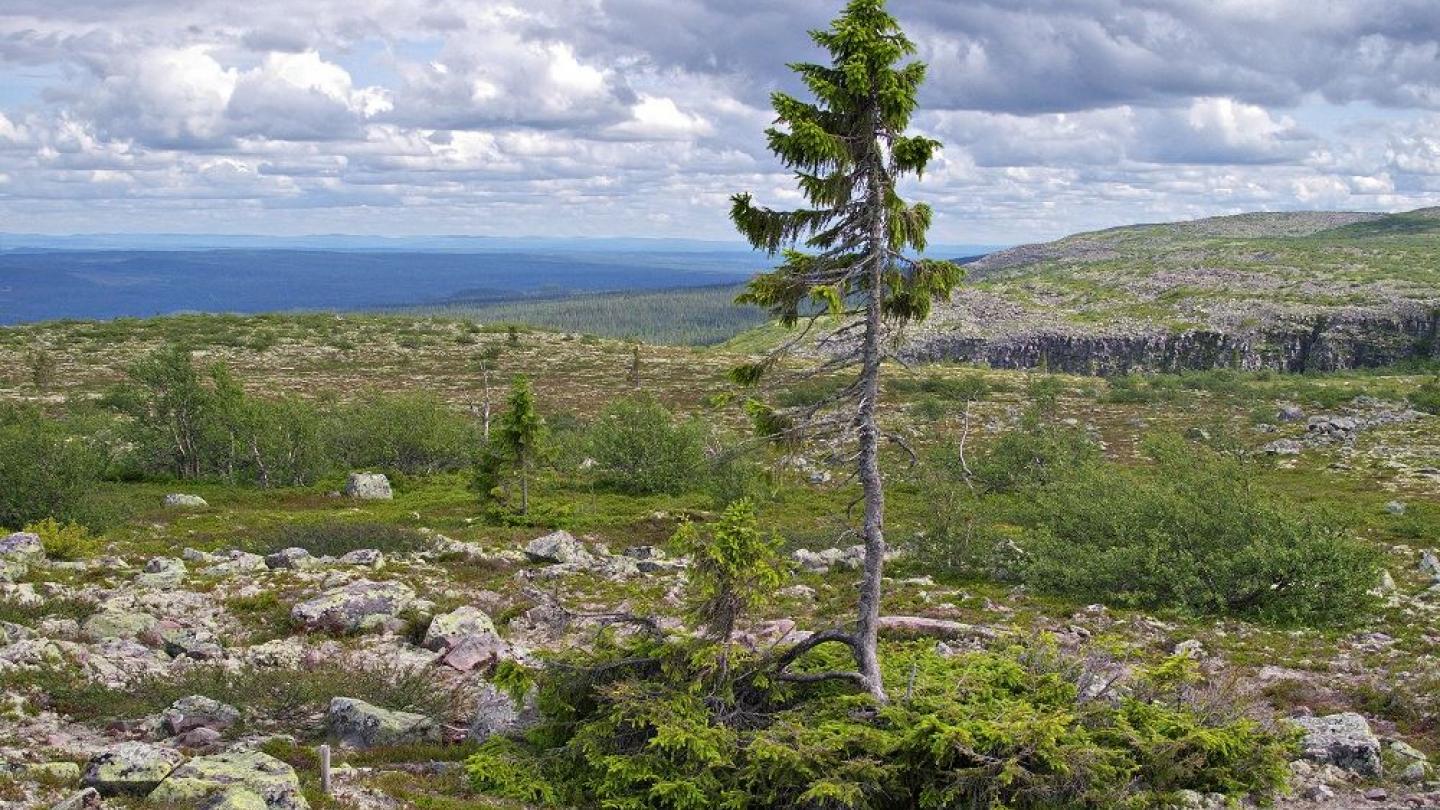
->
(0, 298, 1437, 807)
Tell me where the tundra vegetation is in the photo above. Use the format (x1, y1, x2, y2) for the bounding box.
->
(0, 7, 1438, 810)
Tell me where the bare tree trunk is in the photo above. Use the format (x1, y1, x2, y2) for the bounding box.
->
(519, 452, 530, 515)
(482, 368, 492, 441)
(853, 130, 889, 704)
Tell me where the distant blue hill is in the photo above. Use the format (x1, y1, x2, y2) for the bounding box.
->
(0, 238, 1006, 324)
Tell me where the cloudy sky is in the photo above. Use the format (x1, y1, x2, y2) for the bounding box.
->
(1, 0, 1437, 244)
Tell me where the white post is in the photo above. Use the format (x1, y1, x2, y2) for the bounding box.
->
(319, 744, 332, 795)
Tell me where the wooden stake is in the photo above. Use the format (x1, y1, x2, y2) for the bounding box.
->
(319, 744, 332, 795)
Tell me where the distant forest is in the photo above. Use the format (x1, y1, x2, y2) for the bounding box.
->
(405, 284, 768, 345)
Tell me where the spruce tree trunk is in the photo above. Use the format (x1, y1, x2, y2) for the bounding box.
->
(854, 130, 889, 704)
(520, 452, 530, 515)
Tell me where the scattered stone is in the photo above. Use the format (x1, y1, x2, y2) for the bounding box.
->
(1277, 404, 1305, 422)
(1421, 550, 1440, 580)
(1263, 439, 1303, 456)
(264, 548, 316, 570)
(469, 682, 539, 742)
(876, 616, 999, 640)
(337, 549, 384, 568)
(147, 750, 308, 809)
(163, 494, 209, 509)
(49, 787, 101, 810)
(204, 551, 267, 576)
(291, 579, 415, 633)
(1392, 741, 1429, 763)
(1294, 713, 1383, 777)
(175, 727, 225, 749)
(327, 697, 439, 749)
(1386, 500, 1408, 516)
(793, 545, 864, 573)
(82, 610, 158, 641)
(439, 634, 510, 672)
(81, 742, 184, 796)
(344, 473, 393, 501)
(1363, 787, 1388, 801)
(1307, 415, 1359, 442)
(136, 557, 187, 589)
(1173, 639, 1205, 658)
(524, 530, 590, 565)
(0, 532, 45, 564)
(152, 622, 224, 660)
(422, 606, 499, 652)
(1400, 761, 1429, 784)
(161, 695, 240, 736)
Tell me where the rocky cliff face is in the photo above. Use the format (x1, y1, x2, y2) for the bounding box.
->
(905, 302, 1440, 374)
(904, 207, 1440, 375)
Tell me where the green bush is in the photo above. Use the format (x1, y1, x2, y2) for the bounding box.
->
(971, 409, 1099, 493)
(328, 392, 476, 476)
(1410, 377, 1440, 415)
(251, 521, 428, 557)
(0, 406, 104, 530)
(467, 637, 1293, 809)
(589, 395, 708, 495)
(22, 518, 102, 561)
(1020, 435, 1380, 624)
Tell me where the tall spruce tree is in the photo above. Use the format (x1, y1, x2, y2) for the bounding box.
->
(731, 0, 961, 702)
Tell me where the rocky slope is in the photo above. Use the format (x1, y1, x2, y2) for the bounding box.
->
(906, 208, 1440, 374)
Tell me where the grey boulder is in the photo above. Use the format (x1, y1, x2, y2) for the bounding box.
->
(327, 697, 440, 749)
(1293, 712, 1382, 777)
(161, 695, 240, 736)
(344, 473, 392, 501)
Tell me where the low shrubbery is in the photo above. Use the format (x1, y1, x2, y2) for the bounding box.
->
(1019, 436, 1380, 625)
(915, 415, 1379, 626)
(102, 345, 476, 485)
(0, 405, 105, 530)
(468, 636, 1294, 809)
(1411, 377, 1440, 415)
(7, 662, 456, 732)
(252, 521, 428, 557)
(589, 395, 709, 496)
(22, 518, 102, 561)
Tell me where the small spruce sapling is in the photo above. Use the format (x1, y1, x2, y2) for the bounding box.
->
(673, 499, 786, 653)
(486, 375, 546, 515)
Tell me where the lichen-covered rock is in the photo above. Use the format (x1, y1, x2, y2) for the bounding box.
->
(203, 788, 270, 810)
(421, 605, 498, 651)
(13, 760, 82, 782)
(204, 551, 267, 576)
(264, 548, 316, 570)
(146, 751, 307, 809)
(161, 695, 240, 736)
(0, 532, 45, 564)
(524, 530, 590, 565)
(136, 557, 187, 589)
(82, 609, 158, 641)
(163, 494, 209, 509)
(327, 697, 439, 749)
(81, 742, 184, 796)
(337, 549, 384, 568)
(290, 579, 415, 633)
(51, 787, 102, 809)
(1293, 712, 1382, 777)
(344, 473, 392, 501)
(469, 682, 539, 742)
